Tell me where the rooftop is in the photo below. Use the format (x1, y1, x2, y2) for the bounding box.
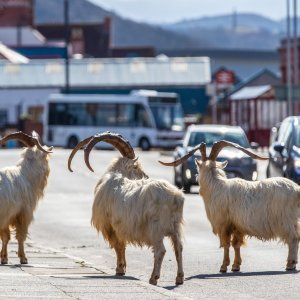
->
(0, 56, 211, 88)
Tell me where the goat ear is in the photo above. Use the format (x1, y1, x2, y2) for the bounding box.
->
(195, 158, 202, 168)
(219, 160, 228, 169)
(32, 131, 40, 140)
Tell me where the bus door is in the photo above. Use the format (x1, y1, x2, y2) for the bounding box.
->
(115, 103, 155, 149)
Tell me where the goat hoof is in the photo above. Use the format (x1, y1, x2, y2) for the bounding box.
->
(286, 260, 297, 271)
(1, 258, 8, 264)
(286, 265, 297, 271)
(116, 272, 125, 276)
(219, 266, 227, 273)
(149, 276, 159, 285)
(175, 277, 184, 285)
(231, 265, 240, 272)
(20, 258, 28, 264)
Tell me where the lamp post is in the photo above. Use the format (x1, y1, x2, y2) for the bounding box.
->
(294, 0, 298, 86)
(64, 0, 70, 93)
(287, 0, 293, 115)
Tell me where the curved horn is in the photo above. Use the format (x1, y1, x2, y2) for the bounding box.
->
(67, 136, 94, 172)
(199, 143, 207, 161)
(0, 131, 52, 154)
(159, 143, 206, 167)
(0, 131, 34, 147)
(31, 133, 53, 154)
(84, 132, 136, 172)
(208, 140, 269, 161)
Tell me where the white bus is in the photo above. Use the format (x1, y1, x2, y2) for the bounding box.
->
(43, 90, 184, 150)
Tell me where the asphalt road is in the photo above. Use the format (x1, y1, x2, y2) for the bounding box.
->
(1, 148, 300, 299)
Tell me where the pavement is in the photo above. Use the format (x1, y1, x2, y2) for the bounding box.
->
(0, 239, 191, 300)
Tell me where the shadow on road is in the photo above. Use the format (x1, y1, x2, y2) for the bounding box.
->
(185, 270, 299, 281)
(52, 274, 139, 281)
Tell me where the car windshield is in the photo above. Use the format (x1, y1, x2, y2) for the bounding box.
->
(295, 125, 300, 147)
(150, 104, 184, 130)
(187, 130, 250, 148)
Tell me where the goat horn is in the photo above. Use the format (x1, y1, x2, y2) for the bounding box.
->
(84, 132, 136, 172)
(208, 140, 269, 161)
(31, 134, 53, 154)
(0, 132, 34, 147)
(67, 136, 94, 172)
(199, 143, 207, 161)
(159, 142, 206, 167)
(0, 131, 51, 154)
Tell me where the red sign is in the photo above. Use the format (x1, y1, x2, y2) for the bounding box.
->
(215, 69, 235, 85)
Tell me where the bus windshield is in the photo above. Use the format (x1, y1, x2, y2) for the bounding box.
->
(149, 104, 184, 131)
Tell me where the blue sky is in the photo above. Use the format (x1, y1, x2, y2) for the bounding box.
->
(89, 0, 286, 24)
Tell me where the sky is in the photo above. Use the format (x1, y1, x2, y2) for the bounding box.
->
(89, 0, 286, 24)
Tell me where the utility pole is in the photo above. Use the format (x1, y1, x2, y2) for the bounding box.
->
(287, 0, 293, 115)
(294, 0, 299, 85)
(64, 0, 70, 93)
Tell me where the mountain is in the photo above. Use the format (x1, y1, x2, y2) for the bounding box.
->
(34, 0, 198, 50)
(34, 0, 287, 51)
(163, 13, 283, 34)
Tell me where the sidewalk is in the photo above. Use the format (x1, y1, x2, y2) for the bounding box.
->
(0, 241, 191, 300)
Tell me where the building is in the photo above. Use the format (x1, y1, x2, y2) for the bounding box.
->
(0, 0, 33, 27)
(36, 18, 112, 58)
(0, 56, 211, 133)
(159, 48, 280, 82)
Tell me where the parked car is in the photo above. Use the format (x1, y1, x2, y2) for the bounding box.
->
(173, 124, 259, 193)
(266, 116, 300, 184)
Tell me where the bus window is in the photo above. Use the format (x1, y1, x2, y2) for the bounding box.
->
(136, 104, 152, 128)
(95, 103, 117, 126)
(149, 104, 183, 130)
(117, 104, 135, 127)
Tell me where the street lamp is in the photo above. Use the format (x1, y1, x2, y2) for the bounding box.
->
(64, 0, 70, 93)
(287, 0, 292, 115)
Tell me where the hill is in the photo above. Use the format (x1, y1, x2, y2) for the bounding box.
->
(34, 0, 198, 50)
(35, 0, 286, 51)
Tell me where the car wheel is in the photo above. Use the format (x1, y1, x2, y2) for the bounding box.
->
(67, 136, 78, 149)
(139, 137, 151, 151)
(174, 168, 182, 189)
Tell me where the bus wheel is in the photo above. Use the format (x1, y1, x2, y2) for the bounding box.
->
(67, 136, 78, 149)
(139, 137, 151, 151)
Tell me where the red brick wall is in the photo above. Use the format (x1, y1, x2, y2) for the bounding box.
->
(0, 0, 33, 26)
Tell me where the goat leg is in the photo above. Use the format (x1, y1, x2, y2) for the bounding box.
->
(0, 228, 10, 264)
(149, 241, 166, 285)
(286, 237, 299, 271)
(171, 233, 184, 285)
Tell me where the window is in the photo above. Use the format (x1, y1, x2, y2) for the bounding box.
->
(188, 131, 249, 148)
(135, 104, 152, 128)
(95, 103, 117, 126)
(117, 104, 135, 127)
(49, 102, 153, 128)
(0, 110, 7, 128)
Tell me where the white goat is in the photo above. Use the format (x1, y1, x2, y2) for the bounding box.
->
(0, 131, 52, 264)
(68, 132, 185, 285)
(160, 140, 300, 272)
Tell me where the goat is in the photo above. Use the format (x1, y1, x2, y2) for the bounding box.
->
(160, 140, 300, 272)
(0, 131, 52, 264)
(68, 132, 185, 285)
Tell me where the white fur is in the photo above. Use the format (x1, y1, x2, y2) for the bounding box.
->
(196, 159, 300, 272)
(0, 147, 50, 264)
(91, 157, 185, 285)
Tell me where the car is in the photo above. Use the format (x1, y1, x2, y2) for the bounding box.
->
(173, 124, 259, 193)
(266, 116, 300, 184)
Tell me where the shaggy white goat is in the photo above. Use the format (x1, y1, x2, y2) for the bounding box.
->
(160, 140, 300, 272)
(68, 132, 185, 285)
(0, 131, 52, 264)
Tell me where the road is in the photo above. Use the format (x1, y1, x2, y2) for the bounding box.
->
(2, 148, 300, 299)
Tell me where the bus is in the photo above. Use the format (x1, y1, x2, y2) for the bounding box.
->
(43, 90, 184, 150)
